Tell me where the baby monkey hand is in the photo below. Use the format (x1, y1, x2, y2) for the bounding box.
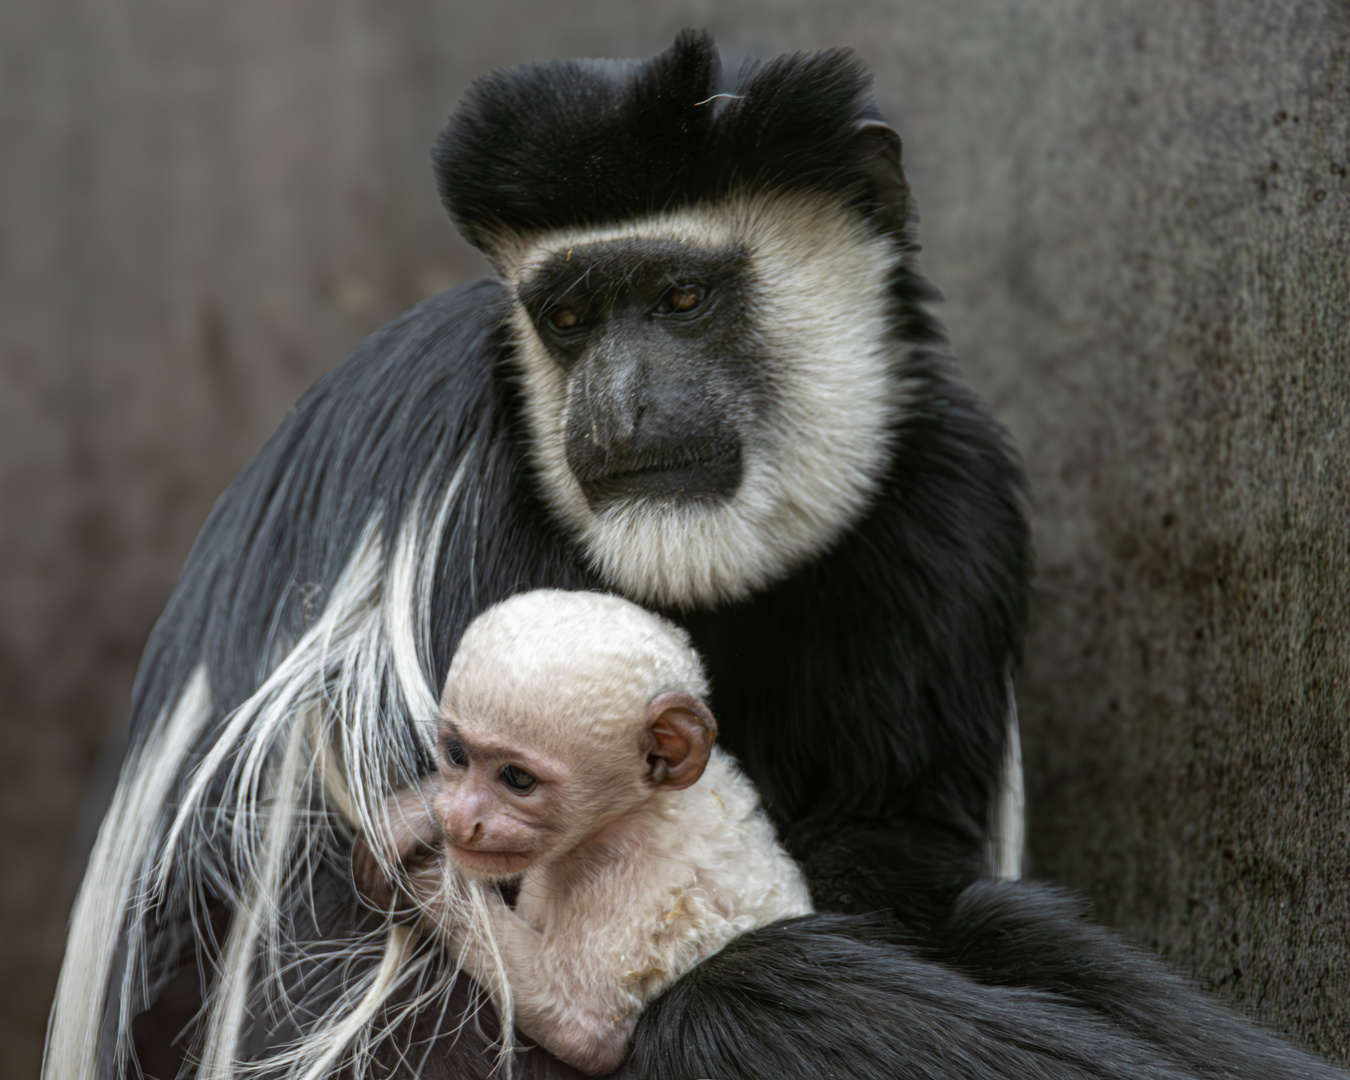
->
(351, 777, 444, 914)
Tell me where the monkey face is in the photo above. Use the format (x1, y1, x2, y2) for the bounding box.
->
(433, 722, 570, 881)
(517, 238, 760, 512)
(502, 192, 906, 609)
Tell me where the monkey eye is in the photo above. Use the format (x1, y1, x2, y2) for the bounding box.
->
(656, 283, 704, 315)
(442, 738, 469, 769)
(499, 764, 537, 793)
(546, 307, 582, 331)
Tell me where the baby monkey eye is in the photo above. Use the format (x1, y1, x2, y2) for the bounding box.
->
(442, 738, 469, 768)
(499, 764, 537, 793)
(546, 308, 581, 331)
(658, 283, 704, 315)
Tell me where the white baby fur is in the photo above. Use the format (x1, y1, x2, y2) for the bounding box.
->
(446, 588, 708, 760)
(443, 590, 814, 1062)
(493, 192, 908, 610)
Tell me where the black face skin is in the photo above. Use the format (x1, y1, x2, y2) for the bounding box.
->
(517, 238, 767, 510)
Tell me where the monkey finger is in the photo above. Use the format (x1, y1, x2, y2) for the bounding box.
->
(351, 835, 397, 910)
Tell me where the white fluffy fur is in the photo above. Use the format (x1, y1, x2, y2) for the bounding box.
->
(445, 589, 708, 759)
(458, 749, 812, 1074)
(437, 590, 814, 1073)
(47, 465, 480, 1080)
(44, 666, 212, 1080)
(496, 192, 909, 609)
(986, 674, 1026, 881)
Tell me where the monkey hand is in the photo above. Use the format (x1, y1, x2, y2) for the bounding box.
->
(353, 826, 448, 918)
(351, 833, 399, 911)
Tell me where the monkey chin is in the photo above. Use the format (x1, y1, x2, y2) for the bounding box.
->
(446, 846, 537, 882)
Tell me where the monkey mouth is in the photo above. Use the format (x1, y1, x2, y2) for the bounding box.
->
(578, 445, 742, 506)
(447, 845, 536, 880)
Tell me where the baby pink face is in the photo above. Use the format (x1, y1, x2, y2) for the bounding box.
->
(431, 691, 716, 882)
(432, 720, 570, 881)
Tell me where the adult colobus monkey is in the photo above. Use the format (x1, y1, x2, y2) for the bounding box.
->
(47, 30, 1345, 1080)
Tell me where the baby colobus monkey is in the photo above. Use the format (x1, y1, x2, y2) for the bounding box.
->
(355, 589, 813, 1076)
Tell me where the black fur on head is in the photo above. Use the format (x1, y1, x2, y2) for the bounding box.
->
(433, 30, 909, 257)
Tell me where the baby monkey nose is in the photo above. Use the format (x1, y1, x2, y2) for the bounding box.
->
(434, 787, 486, 847)
(448, 816, 483, 847)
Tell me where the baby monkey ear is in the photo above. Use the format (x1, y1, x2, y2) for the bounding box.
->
(643, 691, 718, 790)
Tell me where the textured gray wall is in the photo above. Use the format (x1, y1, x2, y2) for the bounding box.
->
(3, 1, 1347, 1076)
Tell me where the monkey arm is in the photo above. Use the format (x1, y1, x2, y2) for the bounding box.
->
(352, 777, 443, 910)
(450, 889, 636, 1077)
(383, 777, 443, 861)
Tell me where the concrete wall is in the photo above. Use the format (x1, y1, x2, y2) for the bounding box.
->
(3, 1, 1346, 1075)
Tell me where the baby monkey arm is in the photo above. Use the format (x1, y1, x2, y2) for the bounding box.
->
(453, 888, 637, 1077)
(352, 777, 443, 911)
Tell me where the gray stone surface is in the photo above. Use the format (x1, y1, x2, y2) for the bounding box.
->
(3, 1, 1346, 1075)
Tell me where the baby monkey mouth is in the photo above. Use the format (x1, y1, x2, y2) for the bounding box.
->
(447, 844, 537, 880)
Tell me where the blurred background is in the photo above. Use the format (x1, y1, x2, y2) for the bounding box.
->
(3, 1, 1348, 1076)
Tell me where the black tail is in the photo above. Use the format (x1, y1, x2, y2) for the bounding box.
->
(919, 880, 1345, 1080)
(621, 898, 1347, 1080)
(622, 912, 1192, 1080)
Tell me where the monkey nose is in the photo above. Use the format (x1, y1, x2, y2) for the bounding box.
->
(450, 819, 483, 847)
(595, 415, 637, 457)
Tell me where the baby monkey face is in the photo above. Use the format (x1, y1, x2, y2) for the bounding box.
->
(434, 718, 571, 881)
(430, 688, 717, 885)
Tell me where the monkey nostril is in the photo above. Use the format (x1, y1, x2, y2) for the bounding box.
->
(451, 820, 481, 846)
(594, 420, 637, 459)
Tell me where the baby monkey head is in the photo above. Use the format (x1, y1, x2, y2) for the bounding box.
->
(433, 589, 717, 882)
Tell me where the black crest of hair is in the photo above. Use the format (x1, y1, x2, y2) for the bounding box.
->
(75, 30, 1350, 1080)
(434, 29, 909, 252)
